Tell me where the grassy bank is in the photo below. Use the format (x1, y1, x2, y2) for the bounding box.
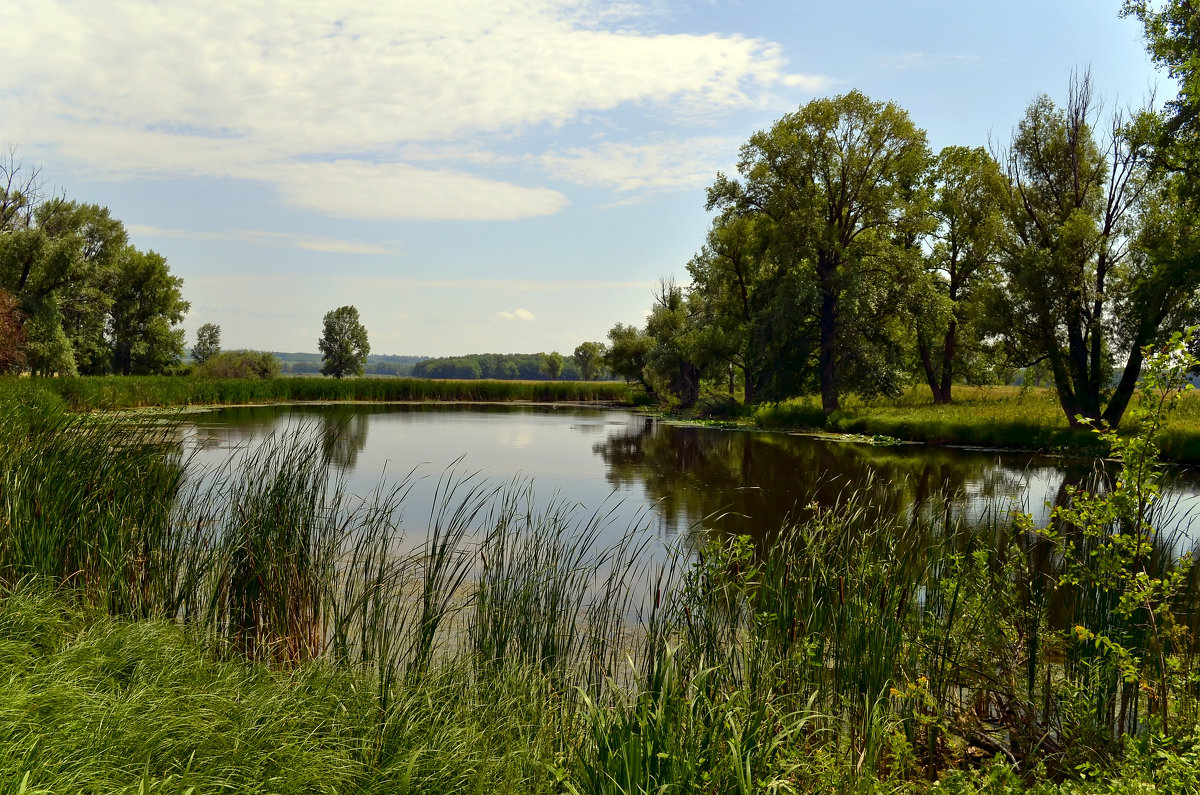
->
(13, 374, 630, 411)
(2, 374, 1200, 793)
(745, 385, 1200, 464)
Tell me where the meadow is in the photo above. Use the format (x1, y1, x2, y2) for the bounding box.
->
(1, 360, 1199, 793)
(749, 385, 1200, 464)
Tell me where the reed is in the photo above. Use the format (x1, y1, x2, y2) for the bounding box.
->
(41, 375, 630, 410)
(0, 353, 1197, 791)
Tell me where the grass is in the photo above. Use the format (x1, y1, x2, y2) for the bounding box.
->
(1, 375, 1199, 792)
(745, 385, 1200, 464)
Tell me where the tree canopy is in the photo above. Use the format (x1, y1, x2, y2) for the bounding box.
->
(707, 90, 931, 413)
(0, 154, 189, 375)
(318, 306, 370, 379)
(192, 323, 221, 365)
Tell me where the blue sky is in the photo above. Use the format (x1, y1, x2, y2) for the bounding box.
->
(0, 1, 1165, 356)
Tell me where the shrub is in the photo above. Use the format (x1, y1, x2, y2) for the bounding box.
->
(194, 350, 281, 380)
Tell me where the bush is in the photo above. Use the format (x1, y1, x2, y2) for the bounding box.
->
(194, 350, 281, 380)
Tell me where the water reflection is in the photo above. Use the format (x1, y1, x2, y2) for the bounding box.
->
(180, 404, 1200, 554)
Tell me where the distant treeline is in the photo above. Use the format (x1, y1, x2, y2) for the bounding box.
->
(270, 352, 428, 377)
(411, 353, 613, 381)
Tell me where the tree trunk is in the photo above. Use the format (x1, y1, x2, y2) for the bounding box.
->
(917, 332, 942, 404)
(938, 318, 957, 404)
(818, 259, 840, 416)
(1101, 345, 1145, 428)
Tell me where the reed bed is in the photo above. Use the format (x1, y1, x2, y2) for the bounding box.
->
(39, 375, 630, 410)
(0, 378, 1198, 792)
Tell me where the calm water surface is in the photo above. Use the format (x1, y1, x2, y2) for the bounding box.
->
(181, 403, 1200, 555)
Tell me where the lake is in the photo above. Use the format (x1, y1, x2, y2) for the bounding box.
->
(180, 402, 1200, 557)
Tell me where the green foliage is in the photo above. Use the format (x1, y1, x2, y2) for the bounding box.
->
(108, 247, 189, 375)
(193, 349, 280, 380)
(191, 322, 220, 364)
(0, 170, 188, 376)
(1031, 330, 1200, 741)
(989, 75, 1199, 429)
(912, 145, 1010, 403)
(539, 350, 564, 381)
(603, 322, 653, 392)
(21, 299, 76, 376)
(572, 341, 606, 381)
(708, 89, 932, 414)
(318, 305, 370, 379)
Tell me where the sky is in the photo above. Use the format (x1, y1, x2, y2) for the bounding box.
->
(0, 1, 1169, 357)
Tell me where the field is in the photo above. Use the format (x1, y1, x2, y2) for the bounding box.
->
(0, 375, 1198, 792)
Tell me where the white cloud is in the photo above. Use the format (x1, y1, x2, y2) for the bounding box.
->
(498, 308, 538, 321)
(268, 161, 568, 221)
(0, 0, 821, 220)
(126, 224, 395, 255)
(541, 136, 740, 192)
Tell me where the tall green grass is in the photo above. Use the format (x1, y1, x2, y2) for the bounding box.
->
(39, 375, 630, 410)
(748, 386, 1200, 464)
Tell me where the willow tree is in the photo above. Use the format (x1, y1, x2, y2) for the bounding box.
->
(686, 211, 778, 403)
(707, 90, 931, 414)
(993, 76, 1199, 427)
(912, 146, 1009, 404)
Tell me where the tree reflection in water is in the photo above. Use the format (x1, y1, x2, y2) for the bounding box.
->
(592, 417, 1199, 557)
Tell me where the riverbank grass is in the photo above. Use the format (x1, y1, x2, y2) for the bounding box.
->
(748, 385, 1200, 462)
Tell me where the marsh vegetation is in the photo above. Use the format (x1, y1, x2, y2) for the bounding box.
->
(0, 342, 1198, 793)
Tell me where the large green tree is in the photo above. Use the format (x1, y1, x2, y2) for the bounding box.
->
(708, 90, 931, 414)
(572, 341, 606, 381)
(1, 159, 188, 375)
(643, 279, 706, 407)
(108, 247, 189, 375)
(192, 322, 221, 365)
(604, 322, 654, 392)
(318, 305, 370, 378)
(912, 146, 1009, 403)
(1124, 1, 1200, 189)
(686, 211, 780, 403)
(539, 351, 564, 381)
(990, 76, 1196, 427)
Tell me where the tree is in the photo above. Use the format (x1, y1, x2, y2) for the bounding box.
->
(23, 299, 76, 376)
(193, 323, 221, 364)
(573, 341, 606, 381)
(108, 247, 189, 375)
(687, 211, 778, 403)
(1123, 1, 1200, 194)
(540, 351, 564, 381)
(643, 278, 706, 407)
(990, 75, 1196, 427)
(0, 288, 25, 373)
(318, 305, 370, 378)
(604, 322, 653, 391)
(708, 90, 931, 414)
(912, 146, 1009, 403)
(1, 156, 189, 376)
